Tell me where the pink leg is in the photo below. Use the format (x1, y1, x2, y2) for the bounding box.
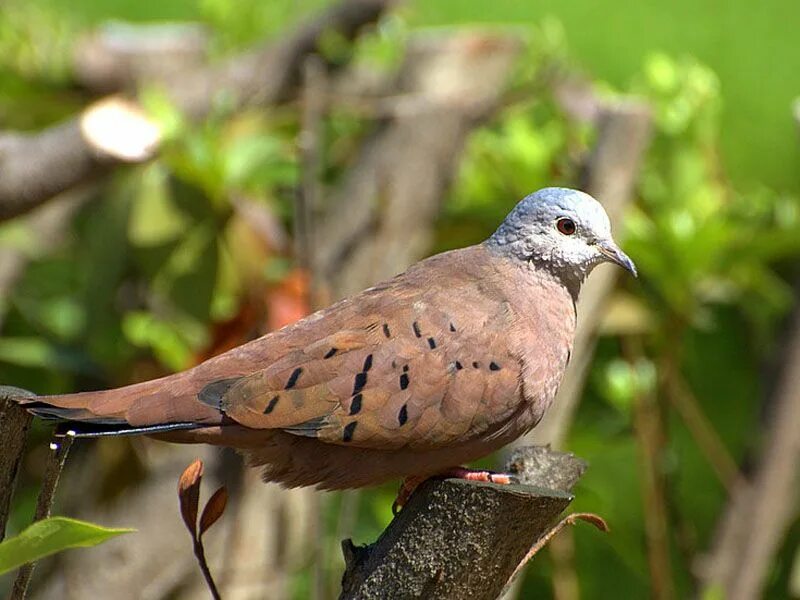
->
(441, 467, 517, 485)
(392, 467, 518, 514)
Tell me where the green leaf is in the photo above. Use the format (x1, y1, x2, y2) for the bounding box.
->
(0, 517, 133, 575)
(0, 337, 96, 375)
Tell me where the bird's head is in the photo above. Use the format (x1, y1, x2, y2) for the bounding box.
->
(487, 187, 636, 293)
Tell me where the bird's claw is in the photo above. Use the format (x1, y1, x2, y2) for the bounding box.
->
(392, 468, 518, 514)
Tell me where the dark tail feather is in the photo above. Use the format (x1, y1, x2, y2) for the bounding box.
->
(55, 421, 201, 438)
(9, 373, 226, 439)
(18, 398, 201, 438)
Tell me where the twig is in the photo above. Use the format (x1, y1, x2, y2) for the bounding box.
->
(11, 431, 75, 600)
(192, 536, 222, 600)
(0, 386, 34, 542)
(507, 513, 609, 585)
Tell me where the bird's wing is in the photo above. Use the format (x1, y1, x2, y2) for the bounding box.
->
(215, 256, 525, 451)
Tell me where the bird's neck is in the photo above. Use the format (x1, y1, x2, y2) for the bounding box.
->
(482, 240, 586, 303)
(529, 257, 586, 303)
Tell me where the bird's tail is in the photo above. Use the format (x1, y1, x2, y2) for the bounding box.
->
(6, 370, 226, 439)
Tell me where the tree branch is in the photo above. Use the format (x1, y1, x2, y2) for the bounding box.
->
(0, 386, 34, 542)
(697, 306, 800, 598)
(340, 447, 587, 599)
(0, 0, 396, 222)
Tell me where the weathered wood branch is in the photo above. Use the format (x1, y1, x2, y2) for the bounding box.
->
(0, 386, 34, 542)
(0, 0, 395, 222)
(340, 447, 587, 599)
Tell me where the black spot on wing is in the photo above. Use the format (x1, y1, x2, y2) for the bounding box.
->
(399, 373, 409, 390)
(263, 395, 280, 414)
(285, 367, 303, 390)
(383, 323, 391, 338)
(427, 337, 436, 349)
(449, 322, 456, 332)
(489, 362, 501, 371)
(412, 321, 422, 338)
(353, 372, 367, 395)
(324, 348, 338, 359)
(342, 421, 357, 442)
(349, 393, 363, 415)
(398, 404, 408, 426)
(363, 354, 373, 372)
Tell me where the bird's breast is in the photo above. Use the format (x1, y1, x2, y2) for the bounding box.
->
(508, 276, 576, 434)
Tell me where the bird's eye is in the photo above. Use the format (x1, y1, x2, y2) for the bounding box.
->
(556, 218, 576, 236)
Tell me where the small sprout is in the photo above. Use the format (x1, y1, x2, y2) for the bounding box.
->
(178, 458, 203, 540)
(177, 459, 227, 600)
(199, 487, 228, 538)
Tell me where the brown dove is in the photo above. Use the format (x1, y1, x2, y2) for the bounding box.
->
(14, 187, 636, 491)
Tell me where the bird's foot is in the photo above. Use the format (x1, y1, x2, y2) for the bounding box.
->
(392, 467, 518, 515)
(443, 467, 518, 485)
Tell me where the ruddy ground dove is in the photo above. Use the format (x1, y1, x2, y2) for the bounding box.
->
(14, 188, 636, 490)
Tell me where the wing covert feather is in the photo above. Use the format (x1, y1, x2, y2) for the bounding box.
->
(220, 257, 528, 451)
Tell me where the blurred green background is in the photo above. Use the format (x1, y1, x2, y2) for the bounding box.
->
(1, 1, 798, 598)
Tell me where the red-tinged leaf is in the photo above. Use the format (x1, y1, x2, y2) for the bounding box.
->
(178, 459, 204, 539)
(199, 487, 228, 537)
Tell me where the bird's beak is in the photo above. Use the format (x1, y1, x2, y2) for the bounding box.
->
(596, 240, 637, 277)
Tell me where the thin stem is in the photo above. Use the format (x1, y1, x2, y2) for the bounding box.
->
(194, 537, 222, 600)
(11, 431, 75, 600)
(508, 513, 609, 585)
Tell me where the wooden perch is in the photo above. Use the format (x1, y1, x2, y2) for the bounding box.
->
(340, 447, 588, 599)
(0, 386, 34, 542)
(0, 0, 395, 222)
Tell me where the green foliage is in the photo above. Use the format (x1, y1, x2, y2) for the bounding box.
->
(0, 1, 798, 598)
(0, 517, 133, 575)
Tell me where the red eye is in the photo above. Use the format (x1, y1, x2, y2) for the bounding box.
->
(556, 218, 576, 235)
